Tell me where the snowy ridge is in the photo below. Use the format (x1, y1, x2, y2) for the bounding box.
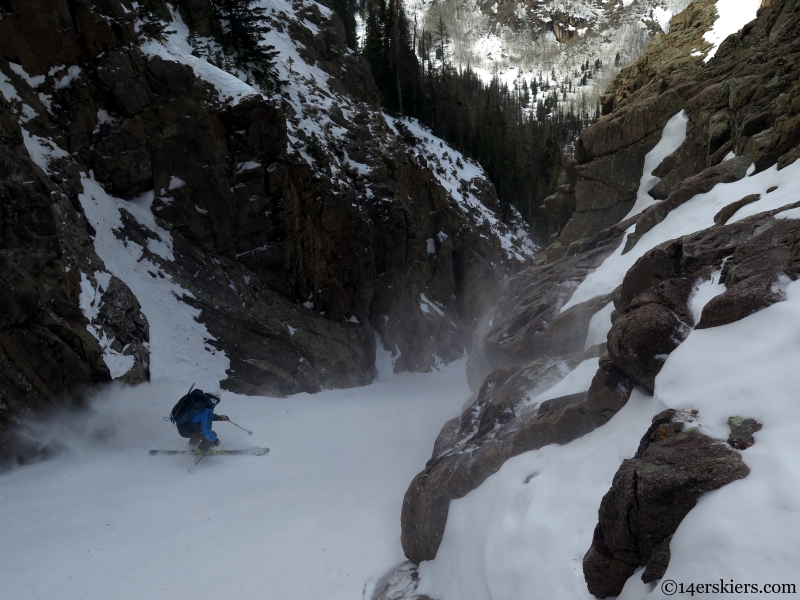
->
(386, 116, 536, 262)
(411, 0, 693, 113)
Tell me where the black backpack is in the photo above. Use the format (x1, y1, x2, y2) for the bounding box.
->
(168, 385, 212, 425)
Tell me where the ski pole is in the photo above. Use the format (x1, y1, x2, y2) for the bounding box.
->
(227, 419, 253, 436)
(189, 446, 213, 472)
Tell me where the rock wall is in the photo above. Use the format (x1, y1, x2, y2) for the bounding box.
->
(391, 0, 800, 595)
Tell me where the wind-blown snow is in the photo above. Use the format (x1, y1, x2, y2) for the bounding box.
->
(527, 357, 599, 408)
(562, 159, 800, 313)
(622, 110, 688, 220)
(703, 0, 761, 63)
(0, 354, 471, 600)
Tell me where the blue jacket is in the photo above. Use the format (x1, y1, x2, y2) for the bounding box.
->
(191, 407, 218, 443)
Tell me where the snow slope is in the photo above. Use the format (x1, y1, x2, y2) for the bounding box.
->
(561, 158, 800, 312)
(702, 0, 761, 62)
(0, 353, 471, 600)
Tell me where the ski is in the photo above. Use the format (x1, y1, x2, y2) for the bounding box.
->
(149, 447, 269, 456)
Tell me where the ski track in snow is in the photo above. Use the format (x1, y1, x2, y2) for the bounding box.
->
(0, 353, 471, 600)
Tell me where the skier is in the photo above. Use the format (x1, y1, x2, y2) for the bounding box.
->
(171, 388, 230, 452)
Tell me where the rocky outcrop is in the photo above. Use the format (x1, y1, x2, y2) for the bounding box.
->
(608, 204, 800, 390)
(0, 86, 136, 460)
(396, 0, 800, 580)
(545, 0, 800, 254)
(476, 216, 636, 377)
(401, 353, 635, 563)
(549, 12, 584, 44)
(583, 409, 751, 598)
(624, 156, 753, 251)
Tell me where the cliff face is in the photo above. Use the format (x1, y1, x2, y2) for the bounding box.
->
(0, 0, 530, 459)
(390, 0, 800, 595)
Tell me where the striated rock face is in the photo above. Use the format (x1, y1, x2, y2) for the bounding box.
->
(0, 0, 528, 459)
(582, 409, 751, 598)
(0, 90, 132, 457)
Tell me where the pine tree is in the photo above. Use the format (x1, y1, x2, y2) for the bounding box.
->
(211, 0, 281, 92)
(330, 0, 358, 50)
(362, 0, 419, 115)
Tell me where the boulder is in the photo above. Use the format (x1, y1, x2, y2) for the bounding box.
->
(583, 409, 750, 598)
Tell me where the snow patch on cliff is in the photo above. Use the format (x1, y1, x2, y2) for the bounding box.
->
(78, 173, 229, 389)
(562, 159, 800, 312)
(703, 0, 761, 63)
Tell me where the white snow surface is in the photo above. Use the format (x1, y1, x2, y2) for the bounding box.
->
(21, 130, 69, 175)
(0, 353, 471, 600)
(562, 159, 800, 313)
(527, 358, 599, 408)
(417, 162, 800, 598)
(634, 278, 800, 597)
(139, 5, 266, 105)
(622, 110, 688, 220)
(584, 301, 615, 349)
(78, 271, 136, 379)
(703, 0, 761, 63)
(688, 268, 726, 326)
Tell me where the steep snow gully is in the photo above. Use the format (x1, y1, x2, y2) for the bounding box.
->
(414, 102, 800, 600)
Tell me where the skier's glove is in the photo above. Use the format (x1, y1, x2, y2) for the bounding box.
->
(214, 414, 229, 421)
